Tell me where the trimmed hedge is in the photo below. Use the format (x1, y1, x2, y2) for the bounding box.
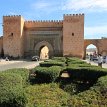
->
(39, 61, 65, 67)
(0, 73, 27, 107)
(68, 75, 107, 107)
(65, 66, 107, 83)
(25, 83, 70, 107)
(34, 66, 62, 83)
(52, 57, 66, 62)
(67, 63, 95, 68)
(2, 68, 29, 86)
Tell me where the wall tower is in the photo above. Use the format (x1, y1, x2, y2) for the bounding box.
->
(3, 15, 24, 57)
(63, 14, 84, 58)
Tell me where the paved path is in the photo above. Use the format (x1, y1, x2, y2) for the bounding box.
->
(84, 59, 107, 68)
(0, 59, 42, 71)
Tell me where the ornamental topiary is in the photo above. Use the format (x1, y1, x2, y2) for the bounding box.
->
(0, 73, 27, 107)
(34, 66, 62, 83)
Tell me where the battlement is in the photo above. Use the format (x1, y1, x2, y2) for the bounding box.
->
(3, 15, 21, 19)
(63, 13, 84, 17)
(63, 13, 84, 23)
(25, 20, 63, 23)
(25, 20, 63, 28)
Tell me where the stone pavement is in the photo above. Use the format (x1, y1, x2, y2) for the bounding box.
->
(0, 59, 42, 71)
(0, 59, 22, 65)
(84, 60, 107, 69)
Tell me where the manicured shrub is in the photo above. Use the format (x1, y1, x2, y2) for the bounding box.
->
(65, 66, 107, 83)
(67, 60, 87, 65)
(0, 73, 27, 107)
(60, 83, 77, 95)
(52, 57, 66, 62)
(3, 68, 29, 86)
(68, 75, 107, 107)
(39, 61, 65, 67)
(25, 83, 70, 107)
(34, 66, 62, 83)
(68, 63, 93, 68)
(93, 75, 107, 93)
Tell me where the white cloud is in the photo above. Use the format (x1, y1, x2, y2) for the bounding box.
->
(85, 25, 107, 39)
(9, 12, 18, 15)
(63, 0, 107, 12)
(31, 0, 60, 14)
(32, 1, 50, 9)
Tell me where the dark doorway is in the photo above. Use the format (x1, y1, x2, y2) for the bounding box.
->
(1, 48, 4, 58)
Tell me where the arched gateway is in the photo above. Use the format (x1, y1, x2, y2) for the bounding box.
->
(0, 14, 107, 59)
(84, 38, 107, 58)
(34, 41, 53, 58)
(0, 14, 84, 58)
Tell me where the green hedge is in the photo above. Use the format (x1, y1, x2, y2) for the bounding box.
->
(65, 66, 107, 83)
(2, 68, 29, 86)
(67, 60, 87, 65)
(68, 75, 107, 107)
(39, 61, 65, 67)
(25, 83, 70, 107)
(0, 73, 27, 107)
(52, 57, 66, 62)
(34, 66, 62, 83)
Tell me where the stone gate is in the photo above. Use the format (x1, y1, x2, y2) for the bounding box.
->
(84, 38, 107, 57)
(0, 14, 84, 58)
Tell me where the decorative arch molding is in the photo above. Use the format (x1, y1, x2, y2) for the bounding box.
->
(34, 41, 54, 58)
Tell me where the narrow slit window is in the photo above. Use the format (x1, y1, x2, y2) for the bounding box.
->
(72, 33, 74, 36)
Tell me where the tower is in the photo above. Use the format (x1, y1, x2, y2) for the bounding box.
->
(63, 14, 84, 58)
(3, 15, 24, 57)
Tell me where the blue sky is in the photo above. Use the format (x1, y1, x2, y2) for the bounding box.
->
(0, 0, 107, 39)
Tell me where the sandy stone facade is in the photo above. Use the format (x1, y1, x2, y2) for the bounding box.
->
(0, 14, 85, 58)
(63, 14, 84, 58)
(1, 13, 107, 59)
(3, 15, 24, 57)
(84, 38, 107, 56)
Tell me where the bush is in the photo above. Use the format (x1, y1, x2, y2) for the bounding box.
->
(3, 68, 29, 86)
(34, 66, 62, 83)
(52, 57, 66, 62)
(65, 66, 107, 83)
(60, 83, 77, 95)
(68, 63, 93, 68)
(25, 83, 70, 107)
(40, 61, 65, 67)
(68, 75, 107, 107)
(93, 75, 107, 94)
(0, 73, 27, 107)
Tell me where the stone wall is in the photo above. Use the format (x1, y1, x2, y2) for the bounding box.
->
(84, 38, 107, 57)
(24, 30, 63, 57)
(63, 14, 84, 58)
(3, 15, 24, 57)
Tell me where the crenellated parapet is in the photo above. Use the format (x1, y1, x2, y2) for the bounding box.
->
(25, 20, 63, 28)
(3, 15, 21, 21)
(3, 15, 24, 25)
(63, 13, 84, 23)
(63, 13, 84, 16)
(3, 15, 21, 17)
